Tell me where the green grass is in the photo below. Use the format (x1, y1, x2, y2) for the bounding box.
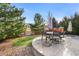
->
(12, 36, 36, 47)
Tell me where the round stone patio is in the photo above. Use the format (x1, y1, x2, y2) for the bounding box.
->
(32, 35, 79, 56)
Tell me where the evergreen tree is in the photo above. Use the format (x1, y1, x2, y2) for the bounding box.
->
(0, 3, 25, 40)
(31, 13, 44, 34)
(59, 16, 69, 31)
(52, 17, 58, 28)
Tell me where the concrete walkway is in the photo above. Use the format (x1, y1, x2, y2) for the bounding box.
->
(32, 35, 79, 56)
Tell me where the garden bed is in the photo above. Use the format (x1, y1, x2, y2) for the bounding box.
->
(0, 35, 39, 56)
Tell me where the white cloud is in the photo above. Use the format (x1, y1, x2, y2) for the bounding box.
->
(56, 17, 63, 23)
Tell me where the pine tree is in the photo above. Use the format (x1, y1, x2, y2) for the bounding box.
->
(0, 3, 26, 40)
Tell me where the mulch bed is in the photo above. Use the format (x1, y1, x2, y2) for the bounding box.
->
(0, 39, 34, 56)
(0, 46, 34, 56)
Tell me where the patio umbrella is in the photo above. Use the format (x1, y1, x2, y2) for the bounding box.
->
(67, 21, 72, 32)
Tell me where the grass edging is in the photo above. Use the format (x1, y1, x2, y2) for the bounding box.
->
(12, 36, 35, 47)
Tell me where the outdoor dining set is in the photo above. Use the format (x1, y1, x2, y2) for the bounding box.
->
(41, 26, 65, 46)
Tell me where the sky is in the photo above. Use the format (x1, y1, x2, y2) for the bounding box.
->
(12, 3, 79, 24)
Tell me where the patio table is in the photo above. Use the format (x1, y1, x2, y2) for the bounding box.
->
(46, 32, 53, 34)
